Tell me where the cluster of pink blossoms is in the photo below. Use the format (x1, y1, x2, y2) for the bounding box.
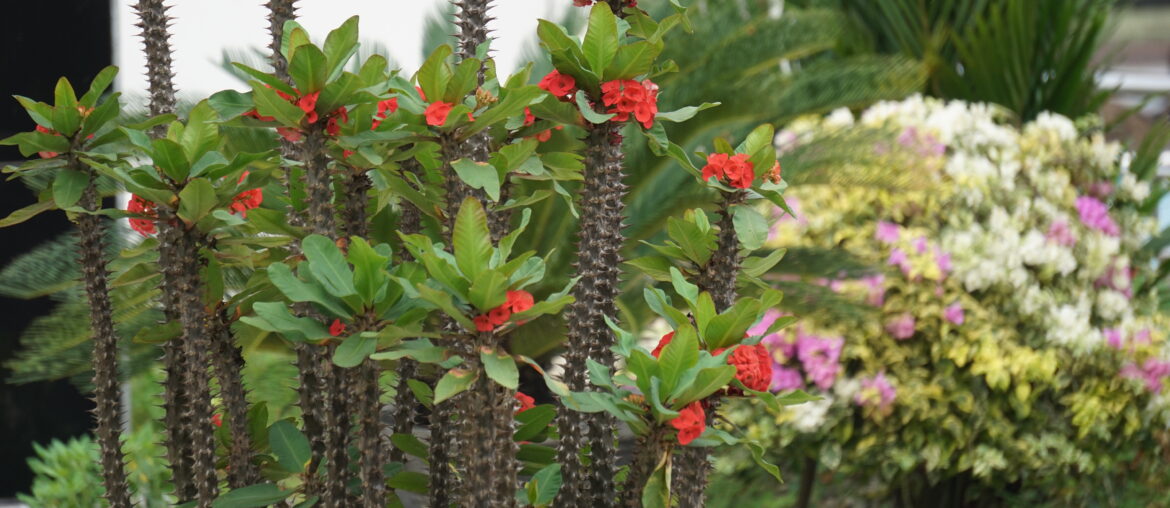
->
(755, 311, 843, 392)
(1075, 195, 1120, 237)
(854, 371, 897, 411)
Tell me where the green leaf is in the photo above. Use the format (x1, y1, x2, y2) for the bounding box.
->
(480, 348, 519, 390)
(250, 81, 305, 126)
(451, 159, 501, 202)
(79, 93, 121, 139)
(514, 405, 556, 442)
(416, 45, 454, 105)
(704, 299, 762, 350)
(212, 484, 290, 508)
(52, 169, 89, 209)
(447, 57, 481, 102)
(348, 237, 390, 305)
(407, 379, 434, 408)
(673, 365, 736, 406)
(747, 441, 782, 482)
(181, 101, 220, 161)
(152, 138, 190, 181)
(463, 86, 545, 136)
(390, 433, 429, 461)
(79, 66, 118, 108)
(655, 102, 719, 123)
(131, 320, 182, 344)
(468, 269, 509, 312)
(266, 263, 351, 318)
(732, 205, 768, 251)
(604, 40, 662, 81)
(575, 92, 615, 124)
(316, 72, 362, 114)
(526, 464, 563, 506)
(586, 358, 615, 390)
(242, 301, 332, 342)
(742, 249, 785, 278)
(388, 471, 429, 494)
(536, 20, 588, 77)
(667, 217, 715, 265)
(641, 461, 670, 508)
(268, 420, 311, 473)
(234, 62, 297, 97)
(208, 89, 254, 119)
(658, 323, 698, 396)
(51, 78, 80, 135)
(288, 44, 328, 94)
(434, 368, 477, 403)
(303, 234, 358, 298)
(0, 198, 55, 228)
(583, 2, 620, 75)
(177, 178, 217, 223)
(322, 16, 360, 81)
(668, 267, 699, 306)
(453, 197, 493, 280)
(415, 283, 476, 331)
(333, 333, 376, 368)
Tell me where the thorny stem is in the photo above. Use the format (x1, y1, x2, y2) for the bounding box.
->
(75, 161, 132, 508)
(210, 311, 260, 488)
(557, 120, 625, 508)
(389, 158, 423, 466)
(459, 335, 519, 508)
(621, 424, 671, 508)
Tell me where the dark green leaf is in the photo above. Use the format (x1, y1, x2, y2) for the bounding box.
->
(452, 197, 493, 280)
(333, 333, 376, 368)
(303, 234, 358, 298)
(51, 169, 88, 209)
(212, 483, 290, 508)
(732, 205, 768, 250)
(480, 348, 519, 390)
(451, 159, 501, 201)
(434, 368, 477, 403)
(268, 420, 311, 473)
(177, 178, 217, 223)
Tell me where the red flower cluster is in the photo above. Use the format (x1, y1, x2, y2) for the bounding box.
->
(514, 392, 535, 414)
(714, 344, 772, 393)
(701, 152, 754, 189)
(372, 98, 399, 129)
(34, 125, 59, 158)
(127, 195, 158, 237)
(600, 79, 658, 129)
(329, 319, 346, 337)
(325, 106, 348, 137)
(242, 86, 348, 141)
(650, 331, 674, 358)
(229, 171, 263, 217)
(669, 401, 705, 445)
(424, 102, 454, 127)
(538, 70, 577, 100)
(473, 290, 535, 332)
(211, 413, 223, 428)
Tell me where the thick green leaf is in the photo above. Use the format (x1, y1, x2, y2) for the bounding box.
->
(303, 234, 358, 298)
(416, 45, 453, 105)
(250, 82, 305, 126)
(673, 365, 736, 406)
(268, 420, 311, 473)
(583, 2, 620, 75)
(152, 138, 190, 182)
(575, 92, 615, 124)
(655, 102, 719, 123)
(748, 441, 782, 482)
(322, 16, 360, 81)
(732, 205, 768, 250)
(288, 44, 328, 94)
(208, 89, 254, 119)
(266, 263, 351, 318)
(514, 405, 556, 442)
(79, 93, 121, 139)
(348, 237, 390, 305)
(79, 66, 118, 108)
(387, 471, 429, 494)
(480, 348, 519, 390)
(468, 269, 509, 312)
(526, 464, 563, 507)
(177, 178, 217, 223)
(390, 433, 429, 461)
(452, 197, 493, 281)
(241, 301, 332, 342)
(658, 323, 698, 396)
(434, 368, 477, 403)
(704, 299, 762, 350)
(451, 159, 501, 201)
(641, 461, 670, 508)
(52, 169, 88, 209)
(415, 283, 476, 331)
(212, 484, 290, 508)
(333, 333, 376, 368)
(604, 40, 662, 80)
(668, 267, 699, 306)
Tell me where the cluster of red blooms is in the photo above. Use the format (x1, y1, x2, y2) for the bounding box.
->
(33, 106, 95, 158)
(600, 79, 658, 129)
(127, 172, 263, 236)
(670, 402, 705, 445)
(371, 98, 398, 129)
(473, 290, 535, 332)
(328, 319, 346, 337)
(701, 152, 755, 189)
(538, 70, 577, 101)
(514, 392, 535, 414)
(651, 331, 773, 443)
(572, 0, 637, 6)
(417, 86, 474, 128)
(521, 107, 562, 142)
(242, 86, 348, 141)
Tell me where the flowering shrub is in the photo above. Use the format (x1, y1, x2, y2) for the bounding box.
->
(726, 96, 1170, 502)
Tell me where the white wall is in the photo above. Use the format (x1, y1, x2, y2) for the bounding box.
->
(113, 0, 571, 101)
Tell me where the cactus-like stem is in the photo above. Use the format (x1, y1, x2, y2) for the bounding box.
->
(75, 165, 132, 508)
(354, 357, 385, 508)
(295, 342, 327, 497)
(341, 168, 370, 238)
(454, 0, 493, 64)
(210, 312, 260, 488)
(557, 121, 625, 508)
(459, 336, 518, 508)
(301, 123, 336, 236)
(265, 0, 298, 83)
(389, 159, 423, 466)
(676, 191, 745, 508)
(621, 425, 671, 508)
(134, 0, 177, 131)
(427, 396, 459, 507)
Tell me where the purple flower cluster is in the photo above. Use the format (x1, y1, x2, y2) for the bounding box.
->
(1045, 219, 1077, 247)
(760, 322, 843, 392)
(885, 313, 916, 340)
(1121, 359, 1170, 393)
(854, 371, 897, 410)
(944, 303, 965, 325)
(1106, 328, 1151, 350)
(1075, 196, 1120, 237)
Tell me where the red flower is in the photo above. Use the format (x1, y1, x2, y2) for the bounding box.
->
(535, 130, 552, 142)
(523, 107, 536, 126)
(242, 109, 275, 123)
(474, 314, 495, 332)
(416, 86, 427, 102)
(277, 127, 302, 142)
(600, 79, 658, 129)
(714, 344, 773, 393)
(228, 171, 263, 217)
(297, 92, 320, 123)
(669, 401, 705, 445)
(488, 306, 512, 326)
(211, 414, 223, 427)
(325, 106, 348, 136)
(514, 392, 535, 414)
(701, 152, 754, 189)
(650, 331, 674, 358)
(34, 125, 59, 158)
(425, 102, 454, 127)
(372, 98, 399, 129)
(573, 0, 592, 6)
(329, 319, 346, 337)
(126, 194, 157, 237)
(538, 70, 577, 99)
(505, 290, 534, 313)
(766, 161, 782, 184)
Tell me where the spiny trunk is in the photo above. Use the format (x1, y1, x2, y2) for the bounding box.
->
(354, 357, 385, 508)
(295, 342, 327, 498)
(389, 159, 423, 466)
(677, 191, 745, 508)
(158, 214, 219, 506)
(427, 398, 459, 508)
(459, 334, 518, 508)
(76, 170, 132, 508)
(621, 425, 671, 508)
(557, 121, 625, 508)
(454, 0, 493, 64)
(341, 168, 370, 238)
(265, 0, 297, 83)
(135, 0, 177, 133)
(210, 312, 260, 488)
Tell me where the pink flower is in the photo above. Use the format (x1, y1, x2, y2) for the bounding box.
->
(875, 221, 901, 244)
(935, 250, 952, 276)
(1122, 359, 1170, 393)
(912, 236, 928, 254)
(1104, 328, 1123, 349)
(854, 372, 896, 410)
(944, 303, 964, 325)
(770, 366, 804, 392)
(887, 248, 911, 275)
(885, 313, 916, 340)
(762, 332, 796, 363)
(1075, 196, 1119, 237)
(1046, 219, 1077, 247)
(861, 274, 886, 306)
(796, 334, 843, 390)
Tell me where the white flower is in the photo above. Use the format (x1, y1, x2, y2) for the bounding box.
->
(789, 395, 834, 433)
